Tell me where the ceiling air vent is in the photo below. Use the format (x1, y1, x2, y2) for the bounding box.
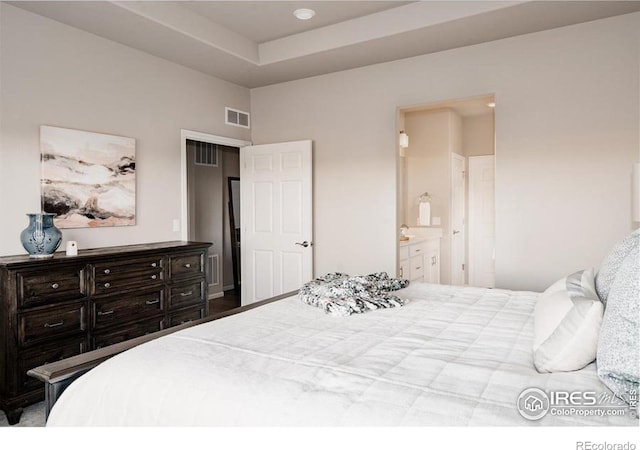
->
(225, 107, 250, 129)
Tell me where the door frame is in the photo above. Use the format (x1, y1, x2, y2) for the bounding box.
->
(180, 129, 251, 241)
(450, 152, 466, 285)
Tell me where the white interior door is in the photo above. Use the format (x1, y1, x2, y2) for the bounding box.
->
(468, 155, 495, 288)
(240, 140, 313, 305)
(450, 153, 466, 285)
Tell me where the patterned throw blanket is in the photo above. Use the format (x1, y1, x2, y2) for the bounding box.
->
(299, 272, 410, 316)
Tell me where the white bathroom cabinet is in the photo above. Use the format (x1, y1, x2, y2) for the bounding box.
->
(399, 237, 440, 284)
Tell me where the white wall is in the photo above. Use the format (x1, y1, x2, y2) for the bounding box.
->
(251, 12, 640, 291)
(0, 4, 250, 256)
(462, 114, 495, 158)
(405, 110, 451, 228)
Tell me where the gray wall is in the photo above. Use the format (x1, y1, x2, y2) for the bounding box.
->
(0, 4, 250, 256)
(251, 12, 640, 292)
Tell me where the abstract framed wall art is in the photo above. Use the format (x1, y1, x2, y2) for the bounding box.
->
(40, 126, 136, 228)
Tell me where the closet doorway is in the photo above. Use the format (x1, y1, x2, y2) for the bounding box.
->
(180, 130, 251, 314)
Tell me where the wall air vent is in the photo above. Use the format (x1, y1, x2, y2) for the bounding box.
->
(225, 107, 250, 129)
(189, 139, 218, 166)
(207, 254, 219, 287)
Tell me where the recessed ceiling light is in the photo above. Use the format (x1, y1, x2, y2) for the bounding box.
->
(487, 102, 496, 108)
(293, 8, 316, 20)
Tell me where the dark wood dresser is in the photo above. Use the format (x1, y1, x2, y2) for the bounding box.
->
(0, 241, 210, 425)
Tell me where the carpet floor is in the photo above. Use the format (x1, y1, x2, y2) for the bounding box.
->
(0, 402, 45, 427)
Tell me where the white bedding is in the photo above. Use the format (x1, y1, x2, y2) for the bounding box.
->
(47, 283, 637, 426)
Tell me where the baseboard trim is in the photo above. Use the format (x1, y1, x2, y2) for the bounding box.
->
(208, 292, 224, 300)
(223, 284, 235, 291)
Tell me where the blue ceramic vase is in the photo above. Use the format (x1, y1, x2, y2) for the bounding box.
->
(20, 213, 62, 258)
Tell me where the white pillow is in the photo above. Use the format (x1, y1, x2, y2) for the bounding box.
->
(533, 269, 604, 373)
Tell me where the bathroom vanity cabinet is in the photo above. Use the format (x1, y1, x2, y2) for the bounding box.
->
(399, 236, 440, 284)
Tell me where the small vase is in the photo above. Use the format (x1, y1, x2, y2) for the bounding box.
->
(20, 213, 62, 258)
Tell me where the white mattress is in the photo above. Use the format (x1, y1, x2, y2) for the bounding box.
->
(47, 283, 637, 426)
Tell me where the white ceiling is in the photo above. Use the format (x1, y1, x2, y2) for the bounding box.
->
(9, 1, 640, 88)
(180, 1, 411, 43)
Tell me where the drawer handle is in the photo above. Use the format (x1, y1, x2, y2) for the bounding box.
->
(44, 320, 64, 328)
(151, 262, 157, 268)
(432, 257, 436, 265)
(51, 283, 59, 289)
(104, 269, 111, 274)
(151, 274, 158, 280)
(180, 291, 193, 297)
(145, 299, 160, 305)
(415, 266, 421, 270)
(97, 310, 114, 316)
(103, 282, 111, 288)
(414, 249, 422, 253)
(180, 319, 192, 325)
(184, 263, 192, 268)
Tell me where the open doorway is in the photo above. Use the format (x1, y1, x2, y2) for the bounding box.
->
(181, 130, 251, 314)
(397, 95, 496, 287)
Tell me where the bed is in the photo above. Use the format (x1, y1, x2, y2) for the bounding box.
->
(42, 281, 637, 426)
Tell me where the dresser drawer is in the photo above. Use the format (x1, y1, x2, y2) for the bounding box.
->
(93, 256, 163, 283)
(91, 289, 164, 329)
(17, 265, 86, 308)
(19, 302, 86, 347)
(168, 306, 205, 328)
(92, 256, 164, 295)
(169, 280, 204, 310)
(93, 271, 163, 296)
(92, 318, 163, 349)
(19, 338, 86, 391)
(169, 252, 204, 279)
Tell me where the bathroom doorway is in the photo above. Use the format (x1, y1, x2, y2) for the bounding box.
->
(397, 94, 496, 287)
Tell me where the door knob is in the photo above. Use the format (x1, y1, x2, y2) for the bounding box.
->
(295, 241, 311, 248)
